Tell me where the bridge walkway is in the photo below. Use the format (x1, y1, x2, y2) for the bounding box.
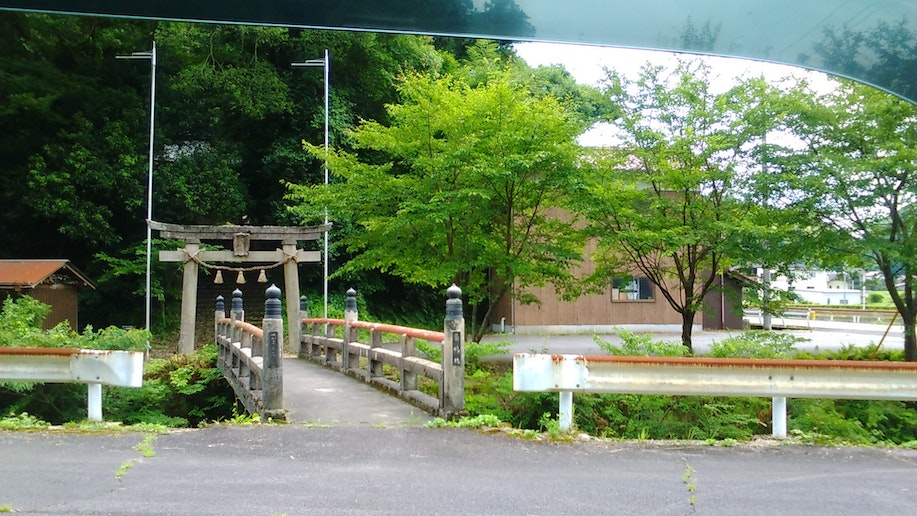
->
(281, 353, 433, 426)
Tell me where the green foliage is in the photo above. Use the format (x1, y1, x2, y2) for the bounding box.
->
(288, 58, 586, 342)
(226, 403, 262, 425)
(572, 60, 792, 353)
(103, 345, 234, 427)
(596, 328, 688, 357)
(426, 413, 504, 429)
(0, 296, 149, 351)
(538, 412, 576, 440)
(789, 399, 877, 445)
(569, 393, 768, 440)
(795, 343, 904, 362)
(0, 411, 51, 430)
(682, 461, 697, 507)
(758, 78, 917, 360)
(0, 296, 49, 334)
(0, 383, 88, 424)
(464, 368, 518, 422)
(0, 12, 463, 337)
(707, 331, 804, 358)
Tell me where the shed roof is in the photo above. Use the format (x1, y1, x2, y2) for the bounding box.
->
(0, 260, 95, 289)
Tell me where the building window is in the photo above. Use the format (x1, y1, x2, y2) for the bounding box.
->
(612, 276, 654, 302)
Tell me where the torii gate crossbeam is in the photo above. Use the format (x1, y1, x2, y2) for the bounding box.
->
(152, 220, 329, 354)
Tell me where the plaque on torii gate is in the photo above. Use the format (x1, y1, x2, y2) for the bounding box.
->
(151, 220, 329, 354)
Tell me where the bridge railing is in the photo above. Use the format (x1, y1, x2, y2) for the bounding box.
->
(300, 284, 465, 418)
(215, 285, 284, 420)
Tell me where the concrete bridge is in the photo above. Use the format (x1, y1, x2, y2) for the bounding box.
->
(214, 284, 465, 424)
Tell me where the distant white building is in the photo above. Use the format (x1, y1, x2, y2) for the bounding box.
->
(761, 268, 867, 306)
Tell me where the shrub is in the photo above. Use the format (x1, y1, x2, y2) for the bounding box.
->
(104, 345, 235, 427)
(707, 331, 804, 359)
(596, 328, 688, 357)
(0, 296, 149, 351)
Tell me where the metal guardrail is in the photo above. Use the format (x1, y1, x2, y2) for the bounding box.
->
(0, 347, 144, 421)
(514, 353, 917, 436)
(744, 308, 902, 327)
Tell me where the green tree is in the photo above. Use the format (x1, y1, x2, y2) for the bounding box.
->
(762, 80, 917, 361)
(0, 12, 454, 330)
(287, 59, 586, 340)
(572, 61, 778, 352)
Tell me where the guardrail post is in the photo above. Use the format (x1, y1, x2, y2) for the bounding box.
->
(559, 391, 573, 431)
(772, 397, 787, 438)
(262, 284, 284, 420)
(87, 383, 102, 421)
(343, 288, 358, 371)
(442, 284, 465, 417)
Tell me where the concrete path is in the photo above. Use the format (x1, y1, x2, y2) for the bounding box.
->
(281, 355, 432, 426)
(1, 426, 915, 515)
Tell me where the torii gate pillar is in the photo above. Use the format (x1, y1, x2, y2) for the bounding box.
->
(180, 242, 200, 354)
(282, 242, 301, 357)
(152, 221, 329, 354)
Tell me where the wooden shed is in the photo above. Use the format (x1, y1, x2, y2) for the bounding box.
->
(0, 260, 95, 330)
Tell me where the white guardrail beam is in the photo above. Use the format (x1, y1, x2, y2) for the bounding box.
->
(0, 348, 144, 421)
(513, 354, 917, 435)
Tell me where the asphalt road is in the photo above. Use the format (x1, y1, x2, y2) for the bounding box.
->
(3, 321, 914, 515)
(2, 426, 916, 515)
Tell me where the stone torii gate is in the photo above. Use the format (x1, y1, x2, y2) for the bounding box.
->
(152, 220, 329, 354)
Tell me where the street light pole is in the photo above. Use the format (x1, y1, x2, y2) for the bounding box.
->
(117, 41, 156, 337)
(292, 49, 330, 318)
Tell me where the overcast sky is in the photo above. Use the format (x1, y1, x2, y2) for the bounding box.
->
(513, 41, 823, 88)
(513, 42, 833, 146)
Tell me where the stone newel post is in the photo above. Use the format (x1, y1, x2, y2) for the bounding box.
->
(262, 284, 284, 419)
(342, 288, 358, 371)
(442, 284, 465, 416)
(214, 295, 225, 342)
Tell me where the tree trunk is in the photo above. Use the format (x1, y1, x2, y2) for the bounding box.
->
(681, 310, 695, 355)
(904, 316, 917, 362)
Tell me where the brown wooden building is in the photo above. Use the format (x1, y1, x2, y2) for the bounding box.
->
(491, 269, 746, 334)
(0, 260, 95, 330)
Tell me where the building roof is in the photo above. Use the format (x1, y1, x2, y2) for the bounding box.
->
(0, 260, 95, 289)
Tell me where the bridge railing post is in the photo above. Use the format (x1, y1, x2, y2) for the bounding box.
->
(262, 284, 284, 420)
(230, 289, 244, 372)
(401, 334, 417, 392)
(215, 295, 225, 365)
(442, 284, 465, 417)
(369, 327, 383, 381)
(342, 288, 358, 371)
(298, 295, 308, 358)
